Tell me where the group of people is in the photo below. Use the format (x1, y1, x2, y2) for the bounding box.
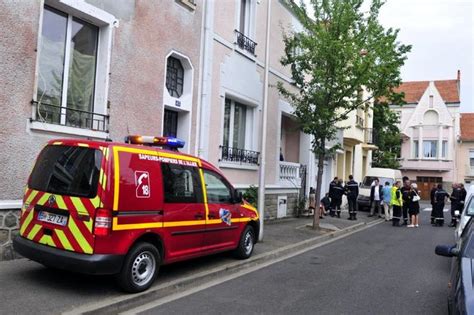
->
(430, 182, 467, 227)
(308, 175, 467, 228)
(308, 175, 359, 220)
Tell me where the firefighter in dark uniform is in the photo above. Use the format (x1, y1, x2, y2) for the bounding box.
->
(400, 178, 411, 225)
(433, 183, 449, 227)
(330, 179, 344, 218)
(449, 183, 462, 227)
(328, 177, 338, 217)
(344, 175, 359, 220)
(460, 183, 467, 213)
(430, 184, 437, 224)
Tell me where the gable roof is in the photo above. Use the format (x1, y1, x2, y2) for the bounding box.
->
(460, 113, 474, 141)
(392, 79, 460, 104)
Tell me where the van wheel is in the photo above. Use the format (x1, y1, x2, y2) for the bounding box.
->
(116, 242, 160, 293)
(233, 225, 255, 259)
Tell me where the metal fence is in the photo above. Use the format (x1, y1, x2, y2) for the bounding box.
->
(31, 101, 109, 132)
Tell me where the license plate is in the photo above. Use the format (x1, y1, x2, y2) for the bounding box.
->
(37, 211, 68, 226)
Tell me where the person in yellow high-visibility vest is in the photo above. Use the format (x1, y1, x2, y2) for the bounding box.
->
(391, 181, 403, 227)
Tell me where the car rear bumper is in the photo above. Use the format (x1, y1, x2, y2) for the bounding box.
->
(357, 196, 371, 207)
(13, 236, 123, 275)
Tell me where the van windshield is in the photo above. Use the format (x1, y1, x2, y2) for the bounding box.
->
(361, 176, 394, 188)
(28, 145, 102, 198)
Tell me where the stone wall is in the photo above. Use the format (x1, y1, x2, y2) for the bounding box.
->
(264, 193, 299, 220)
(0, 209, 20, 261)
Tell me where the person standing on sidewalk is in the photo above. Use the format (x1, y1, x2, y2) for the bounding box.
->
(381, 181, 392, 221)
(460, 183, 467, 213)
(344, 175, 359, 220)
(433, 184, 449, 227)
(400, 177, 411, 225)
(332, 179, 345, 218)
(328, 177, 338, 217)
(308, 187, 316, 216)
(407, 183, 421, 227)
(449, 183, 461, 227)
(391, 181, 403, 226)
(369, 178, 383, 218)
(430, 184, 437, 224)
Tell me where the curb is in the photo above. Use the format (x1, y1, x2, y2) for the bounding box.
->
(65, 219, 383, 315)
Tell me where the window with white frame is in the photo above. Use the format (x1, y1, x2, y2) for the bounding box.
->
(223, 98, 248, 149)
(470, 150, 474, 167)
(442, 140, 448, 159)
(239, 0, 251, 36)
(37, 6, 98, 129)
(413, 140, 419, 158)
(34, 3, 114, 134)
(423, 140, 437, 158)
(235, 0, 256, 55)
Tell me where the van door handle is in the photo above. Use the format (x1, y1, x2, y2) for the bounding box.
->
(208, 214, 216, 219)
(194, 213, 204, 219)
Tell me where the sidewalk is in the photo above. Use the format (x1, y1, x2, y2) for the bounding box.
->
(68, 211, 383, 315)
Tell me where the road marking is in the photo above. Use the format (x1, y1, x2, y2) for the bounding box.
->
(119, 220, 385, 315)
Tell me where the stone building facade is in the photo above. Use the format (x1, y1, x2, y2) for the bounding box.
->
(0, 0, 203, 260)
(0, 0, 375, 260)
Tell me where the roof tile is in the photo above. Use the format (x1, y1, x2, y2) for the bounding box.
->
(460, 113, 474, 141)
(391, 79, 460, 104)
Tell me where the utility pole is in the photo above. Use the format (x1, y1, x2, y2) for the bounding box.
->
(257, 0, 272, 242)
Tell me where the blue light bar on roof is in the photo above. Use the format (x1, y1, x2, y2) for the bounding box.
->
(164, 137, 185, 148)
(125, 135, 185, 149)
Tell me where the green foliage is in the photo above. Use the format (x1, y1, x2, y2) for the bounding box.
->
(243, 185, 258, 208)
(278, 0, 411, 227)
(372, 101, 402, 169)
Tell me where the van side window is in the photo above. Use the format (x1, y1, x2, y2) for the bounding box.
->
(161, 164, 202, 203)
(203, 170, 233, 204)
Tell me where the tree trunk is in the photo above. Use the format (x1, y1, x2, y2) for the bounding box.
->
(312, 150, 326, 229)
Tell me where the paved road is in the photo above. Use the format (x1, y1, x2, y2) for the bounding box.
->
(136, 211, 454, 315)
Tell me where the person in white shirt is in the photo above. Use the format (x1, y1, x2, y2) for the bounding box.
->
(369, 178, 383, 218)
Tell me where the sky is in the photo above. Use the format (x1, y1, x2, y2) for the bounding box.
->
(377, 0, 473, 112)
(303, 0, 473, 112)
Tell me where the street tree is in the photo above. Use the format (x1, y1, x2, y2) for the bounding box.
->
(372, 100, 402, 169)
(278, 0, 411, 229)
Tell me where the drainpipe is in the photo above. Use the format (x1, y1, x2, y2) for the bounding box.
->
(197, 0, 214, 159)
(257, 0, 271, 242)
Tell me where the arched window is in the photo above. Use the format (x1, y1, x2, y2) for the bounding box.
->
(166, 56, 184, 98)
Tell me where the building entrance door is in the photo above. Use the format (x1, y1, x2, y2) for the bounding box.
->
(416, 176, 442, 200)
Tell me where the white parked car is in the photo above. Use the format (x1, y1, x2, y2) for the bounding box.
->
(455, 185, 474, 240)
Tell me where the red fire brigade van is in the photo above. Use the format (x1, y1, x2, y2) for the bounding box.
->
(13, 136, 259, 292)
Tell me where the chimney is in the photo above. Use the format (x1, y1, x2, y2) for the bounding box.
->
(457, 69, 461, 99)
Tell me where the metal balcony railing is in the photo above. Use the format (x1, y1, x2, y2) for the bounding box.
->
(31, 101, 109, 132)
(219, 146, 260, 165)
(235, 30, 257, 55)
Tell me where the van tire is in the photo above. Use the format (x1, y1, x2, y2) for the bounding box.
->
(233, 225, 255, 259)
(116, 242, 160, 293)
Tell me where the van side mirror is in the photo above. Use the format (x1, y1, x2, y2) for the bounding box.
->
(234, 191, 243, 204)
(435, 245, 458, 257)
